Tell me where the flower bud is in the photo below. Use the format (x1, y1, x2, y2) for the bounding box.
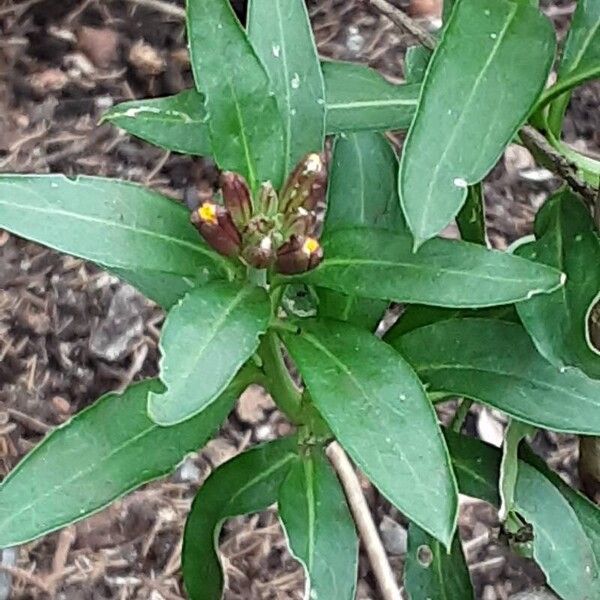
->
(220, 171, 253, 228)
(279, 152, 327, 215)
(257, 181, 278, 216)
(242, 235, 276, 269)
(284, 206, 316, 237)
(276, 235, 323, 275)
(191, 201, 241, 258)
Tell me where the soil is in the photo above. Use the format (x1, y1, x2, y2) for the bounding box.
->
(0, 0, 598, 599)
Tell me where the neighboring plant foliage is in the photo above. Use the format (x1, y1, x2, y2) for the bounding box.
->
(0, 0, 599, 598)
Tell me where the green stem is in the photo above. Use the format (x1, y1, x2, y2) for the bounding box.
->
(258, 330, 303, 424)
(247, 266, 267, 288)
(451, 399, 473, 433)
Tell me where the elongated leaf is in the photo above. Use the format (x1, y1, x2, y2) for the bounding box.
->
(289, 228, 563, 309)
(322, 60, 419, 133)
(187, 0, 285, 189)
(279, 446, 358, 600)
(101, 90, 211, 155)
(0, 175, 233, 278)
(447, 431, 600, 600)
(547, 0, 600, 135)
(323, 133, 404, 235)
(515, 190, 600, 379)
(456, 183, 488, 246)
(281, 319, 458, 547)
(399, 0, 555, 246)
(404, 45, 431, 84)
(319, 132, 401, 327)
(148, 282, 270, 425)
(248, 0, 325, 175)
(404, 525, 473, 600)
(182, 437, 298, 600)
(499, 420, 534, 522)
(396, 318, 600, 434)
(0, 370, 258, 548)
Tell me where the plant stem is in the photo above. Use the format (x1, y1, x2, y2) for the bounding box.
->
(258, 330, 303, 424)
(327, 442, 402, 600)
(451, 399, 473, 433)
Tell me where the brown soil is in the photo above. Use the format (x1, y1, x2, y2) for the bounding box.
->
(0, 0, 597, 598)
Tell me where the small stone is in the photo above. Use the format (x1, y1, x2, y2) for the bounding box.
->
(203, 438, 237, 469)
(235, 385, 274, 424)
(509, 590, 560, 600)
(477, 408, 505, 448)
(128, 40, 165, 76)
(77, 26, 119, 68)
(51, 396, 71, 415)
(29, 69, 68, 95)
(379, 516, 408, 555)
(482, 586, 497, 600)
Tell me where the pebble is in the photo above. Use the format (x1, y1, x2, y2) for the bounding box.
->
(379, 515, 408, 556)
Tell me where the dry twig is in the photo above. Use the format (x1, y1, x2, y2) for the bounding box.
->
(327, 442, 402, 600)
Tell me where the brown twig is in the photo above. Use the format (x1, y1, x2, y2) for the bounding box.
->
(123, 0, 185, 19)
(368, 0, 600, 208)
(367, 0, 436, 50)
(327, 442, 402, 600)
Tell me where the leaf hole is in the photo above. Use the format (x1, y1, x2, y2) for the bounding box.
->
(416, 544, 433, 568)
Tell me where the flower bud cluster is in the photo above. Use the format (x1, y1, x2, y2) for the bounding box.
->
(190, 152, 327, 274)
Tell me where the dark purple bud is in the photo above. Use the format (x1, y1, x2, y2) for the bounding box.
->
(191, 202, 241, 258)
(220, 171, 253, 228)
(242, 235, 276, 269)
(276, 235, 323, 275)
(284, 207, 316, 237)
(279, 152, 328, 215)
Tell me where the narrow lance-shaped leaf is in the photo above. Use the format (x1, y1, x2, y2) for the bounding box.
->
(515, 190, 600, 379)
(148, 282, 270, 425)
(319, 132, 403, 328)
(322, 60, 419, 134)
(248, 0, 325, 175)
(447, 431, 600, 600)
(399, 0, 555, 246)
(0, 368, 259, 548)
(282, 318, 458, 547)
(101, 90, 211, 155)
(546, 0, 600, 135)
(0, 175, 234, 279)
(278, 446, 358, 600)
(404, 524, 474, 600)
(396, 318, 600, 434)
(182, 437, 298, 600)
(499, 419, 535, 522)
(288, 228, 564, 309)
(187, 0, 285, 189)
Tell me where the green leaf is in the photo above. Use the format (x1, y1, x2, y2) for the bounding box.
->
(456, 183, 488, 246)
(187, 0, 285, 189)
(396, 318, 600, 434)
(404, 45, 431, 84)
(323, 133, 404, 236)
(0, 174, 233, 279)
(546, 0, 600, 135)
(399, 0, 555, 246)
(0, 370, 257, 548)
(318, 132, 402, 327)
(182, 437, 298, 600)
(281, 319, 458, 547)
(499, 420, 535, 522)
(247, 0, 325, 175)
(404, 524, 473, 600)
(447, 431, 600, 600)
(289, 228, 564, 309)
(278, 446, 358, 600)
(101, 90, 211, 155)
(148, 282, 270, 425)
(322, 60, 419, 134)
(515, 190, 600, 379)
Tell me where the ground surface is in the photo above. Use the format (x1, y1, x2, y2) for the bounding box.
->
(0, 0, 598, 598)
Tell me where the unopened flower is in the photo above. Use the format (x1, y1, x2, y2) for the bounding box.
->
(279, 152, 328, 214)
(191, 201, 241, 257)
(276, 235, 323, 274)
(242, 235, 276, 268)
(284, 206, 316, 237)
(220, 171, 252, 228)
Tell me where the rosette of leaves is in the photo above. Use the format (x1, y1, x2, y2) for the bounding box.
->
(0, 0, 599, 599)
